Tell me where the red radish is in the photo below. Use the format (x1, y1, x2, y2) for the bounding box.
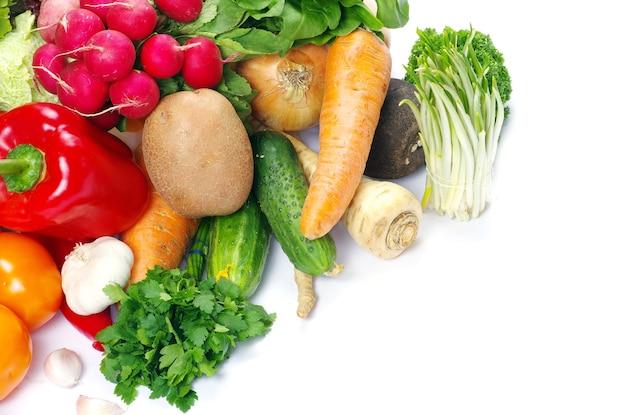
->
(32, 43, 68, 94)
(139, 34, 184, 79)
(153, 0, 202, 23)
(109, 70, 160, 119)
(37, 0, 80, 43)
(79, 0, 115, 22)
(86, 103, 121, 131)
(83, 30, 136, 82)
(55, 8, 105, 59)
(106, 0, 158, 42)
(57, 59, 110, 114)
(182, 36, 223, 89)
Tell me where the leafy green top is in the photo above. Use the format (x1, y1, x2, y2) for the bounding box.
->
(97, 266, 276, 413)
(162, 0, 409, 55)
(0, 0, 41, 39)
(0, 0, 11, 39)
(404, 26, 512, 119)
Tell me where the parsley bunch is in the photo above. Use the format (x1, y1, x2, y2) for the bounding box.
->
(97, 267, 276, 413)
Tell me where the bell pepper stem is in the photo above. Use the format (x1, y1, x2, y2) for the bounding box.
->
(0, 144, 45, 193)
(0, 158, 30, 174)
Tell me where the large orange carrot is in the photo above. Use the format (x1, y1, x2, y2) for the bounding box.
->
(300, 28, 392, 240)
(121, 147, 199, 285)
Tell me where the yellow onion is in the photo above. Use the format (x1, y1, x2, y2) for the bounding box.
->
(237, 43, 328, 132)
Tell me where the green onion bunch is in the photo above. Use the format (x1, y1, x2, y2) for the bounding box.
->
(403, 27, 505, 220)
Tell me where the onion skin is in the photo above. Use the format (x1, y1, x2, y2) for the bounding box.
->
(237, 43, 328, 132)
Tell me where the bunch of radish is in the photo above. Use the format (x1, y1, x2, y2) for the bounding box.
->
(32, 0, 222, 129)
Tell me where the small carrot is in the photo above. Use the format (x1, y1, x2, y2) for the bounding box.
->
(120, 147, 199, 285)
(300, 28, 392, 240)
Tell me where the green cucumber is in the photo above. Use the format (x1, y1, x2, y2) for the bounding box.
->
(185, 216, 212, 280)
(206, 194, 271, 299)
(250, 130, 337, 276)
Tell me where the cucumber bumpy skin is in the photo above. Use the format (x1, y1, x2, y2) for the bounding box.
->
(251, 130, 338, 276)
(206, 194, 271, 299)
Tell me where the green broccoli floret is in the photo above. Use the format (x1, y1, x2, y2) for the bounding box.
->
(404, 26, 512, 118)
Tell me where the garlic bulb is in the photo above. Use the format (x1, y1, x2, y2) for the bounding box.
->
(62, 236, 134, 315)
(76, 395, 126, 415)
(43, 348, 82, 387)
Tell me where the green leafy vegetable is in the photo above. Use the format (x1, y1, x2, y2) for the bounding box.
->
(374, 0, 409, 29)
(97, 266, 276, 413)
(0, 10, 59, 112)
(404, 26, 512, 119)
(402, 27, 507, 220)
(161, 0, 409, 53)
(2, 0, 41, 37)
(0, 0, 12, 39)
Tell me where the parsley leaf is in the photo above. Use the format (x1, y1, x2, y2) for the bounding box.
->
(97, 266, 276, 413)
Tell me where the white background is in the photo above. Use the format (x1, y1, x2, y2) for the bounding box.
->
(3, 1, 626, 414)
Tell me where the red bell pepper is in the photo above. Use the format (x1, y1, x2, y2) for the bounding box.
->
(60, 297, 112, 352)
(0, 102, 149, 242)
(26, 232, 77, 269)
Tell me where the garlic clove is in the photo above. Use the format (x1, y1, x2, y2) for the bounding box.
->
(43, 347, 82, 387)
(76, 395, 126, 415)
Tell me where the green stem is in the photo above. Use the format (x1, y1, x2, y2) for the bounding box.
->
(0, 158, 30, 175)
(0, 144, 45, 193)
(165, 314, 183, 346)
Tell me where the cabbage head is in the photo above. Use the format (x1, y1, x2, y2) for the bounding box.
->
(0, 10, 59, 112)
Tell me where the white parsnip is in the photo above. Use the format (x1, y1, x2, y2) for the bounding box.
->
(283, 132, 422, 259)
(294, 268, 316, 319)
(343, 180, 422, 258)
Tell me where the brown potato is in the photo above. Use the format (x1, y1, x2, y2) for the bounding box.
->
(142, 88, 253, 218)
